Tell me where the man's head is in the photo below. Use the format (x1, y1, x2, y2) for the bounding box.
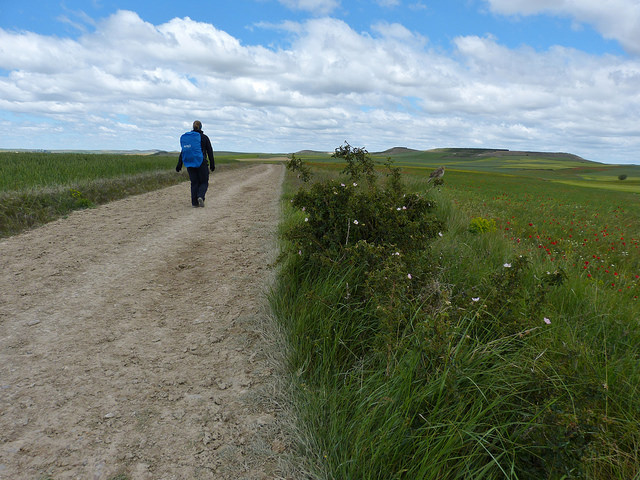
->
(193, 120, 202, 132)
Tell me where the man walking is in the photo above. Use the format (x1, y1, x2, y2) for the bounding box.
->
(176, 120, 215, 207)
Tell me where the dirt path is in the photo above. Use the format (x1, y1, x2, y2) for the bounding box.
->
(0, 164, 296, 479)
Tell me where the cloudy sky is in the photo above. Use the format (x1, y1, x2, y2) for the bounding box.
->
(1, 1, 639, 163)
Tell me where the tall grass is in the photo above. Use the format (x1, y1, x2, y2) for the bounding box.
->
(0, 152, 178, 192)
(272, 157, 640, 479)
(0, 152, 238, 238)
(0, 171, 186, 237)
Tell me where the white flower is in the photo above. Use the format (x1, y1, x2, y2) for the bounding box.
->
(407, 273, 412, 280)
(302, 206, 306, 211)
(402, 206, 407, 210)
(472, 297, 480, 302)
(393, 252, 400, 256)
(353, 220, 359, 225)
(438, 232, 443, 237)
(353, 182, 358, 187)
(340, 183, 346, 187)
(543, 317, 551, 325)
(504, 263, 511, 268)
(397, 207, 401, 211)
(305, 217, 309, 222)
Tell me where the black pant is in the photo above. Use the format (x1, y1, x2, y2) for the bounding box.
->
(187, 162, 209, 206)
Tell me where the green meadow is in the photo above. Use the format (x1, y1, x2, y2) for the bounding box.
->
(0, 151, 242, 237)
(298, 147, 640, 192)
(273, 147, 640, 479)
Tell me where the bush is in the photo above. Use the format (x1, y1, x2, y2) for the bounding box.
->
(280, 146, 443, 370)
(289, 180, 441, 257)
(285, 153, 311, 183)
(469, 216, 497, 234)
(333, 142, 377, 185)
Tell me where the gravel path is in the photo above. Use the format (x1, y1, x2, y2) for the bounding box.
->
(0, 163, 296, 479)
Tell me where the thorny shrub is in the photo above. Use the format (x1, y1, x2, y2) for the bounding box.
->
(284, 144, 443, 367)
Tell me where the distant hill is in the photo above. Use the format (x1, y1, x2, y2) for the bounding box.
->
(375, 147, 421, 155)
(415, 148, 595, 165)
(476, 149, 590, 163)
(428, 148, 509, 156)
(369, 147, 594, 165)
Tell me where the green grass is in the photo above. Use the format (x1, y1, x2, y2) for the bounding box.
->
(295, 147, 640, 195)
(433, 169, 640, 302)
(0, 152, 181, 192)
(0, 151, 240, 238)
(552, 179, 640, 193)
(272, 151, 640, 479)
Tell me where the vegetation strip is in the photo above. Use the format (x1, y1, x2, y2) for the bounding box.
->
(0, 152, 242, 238)
(0, 170, 185, 238)
(272, 144, 639, 479)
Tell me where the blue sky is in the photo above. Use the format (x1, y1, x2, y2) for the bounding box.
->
(1, 0, 639, 163)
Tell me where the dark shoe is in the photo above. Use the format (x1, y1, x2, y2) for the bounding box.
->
(197, 197, 204, 207)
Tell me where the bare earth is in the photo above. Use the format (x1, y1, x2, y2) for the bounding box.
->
(0, 164, 296, 479)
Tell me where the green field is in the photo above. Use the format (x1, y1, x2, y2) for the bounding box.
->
(0, 151, 242, 237)
(273, 147, 640, 479)
(0, 150, 262, 194)
(295, 147, 640, 194)
(0, 152, 176, 192)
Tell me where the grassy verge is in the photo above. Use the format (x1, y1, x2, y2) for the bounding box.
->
(271, 152, 640, 479)
(0, 170, 187, 237)
(0, 152, 180, 191)
(0, 152, 242, 238)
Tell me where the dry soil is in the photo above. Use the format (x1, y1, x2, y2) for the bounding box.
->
(0, 163, 297, 479)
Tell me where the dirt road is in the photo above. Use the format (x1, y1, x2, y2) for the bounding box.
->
(0, 164, 296, 479)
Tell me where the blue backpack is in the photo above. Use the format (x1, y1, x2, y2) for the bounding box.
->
(180, 131, 204, 168)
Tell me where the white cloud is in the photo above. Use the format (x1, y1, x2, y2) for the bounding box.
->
(0, 10, 639, 162)
(485, 0, 640, 55)
(278, 0, 340, 14)
(409, 2, 428, 11)
(376, 0, 401, 7)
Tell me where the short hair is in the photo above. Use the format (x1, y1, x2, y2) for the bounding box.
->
(193, 120, 202, 131)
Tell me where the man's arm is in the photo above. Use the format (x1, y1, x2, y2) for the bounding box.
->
(202, 134, 215, 171)
(176, 152, 183, 172)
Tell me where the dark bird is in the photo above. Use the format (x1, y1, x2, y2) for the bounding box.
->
(427, 166, 445, 183)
